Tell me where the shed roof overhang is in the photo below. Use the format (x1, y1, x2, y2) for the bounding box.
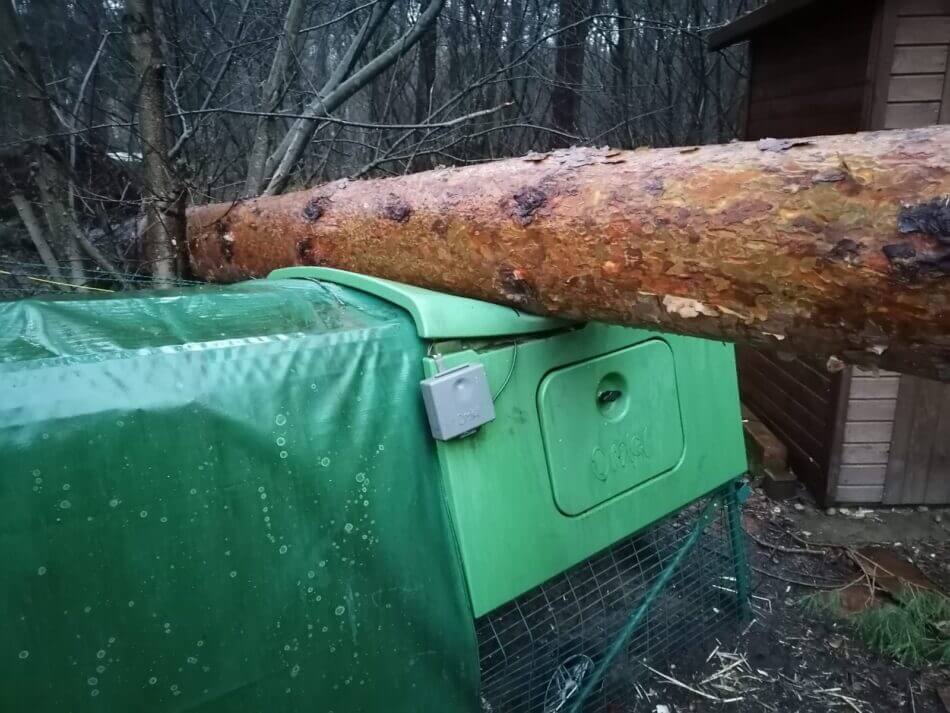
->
(708, 0, 821, 50)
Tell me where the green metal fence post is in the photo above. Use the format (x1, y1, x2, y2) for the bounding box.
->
(568, 494, 723, 713)
(727, 479, 752, 620)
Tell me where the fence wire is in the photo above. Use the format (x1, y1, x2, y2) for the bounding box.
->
(0, 257, 206, 300)
(476, 485, 748, 713)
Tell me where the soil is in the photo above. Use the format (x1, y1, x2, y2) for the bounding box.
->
(632, 484, 950, 713)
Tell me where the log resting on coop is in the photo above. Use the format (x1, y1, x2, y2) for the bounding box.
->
(188, 127, 950, 380)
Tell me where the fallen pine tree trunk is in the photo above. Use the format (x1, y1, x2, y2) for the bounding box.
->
(188, 127, 950, 380)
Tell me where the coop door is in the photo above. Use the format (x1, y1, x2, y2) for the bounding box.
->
(537, 339, 685, 515)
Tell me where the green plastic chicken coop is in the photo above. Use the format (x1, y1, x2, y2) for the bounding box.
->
(0, 267, 748, 712)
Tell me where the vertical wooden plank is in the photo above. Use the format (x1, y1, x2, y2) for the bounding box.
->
(871, 0, 901, 129)
(884, 376, 917, 503)
(940, 62, 950, 121)
(827, 368, 853, 506)
(924, 387, 950, 502)
(884, 377, 948, 503)
(905, 382, 943, 502)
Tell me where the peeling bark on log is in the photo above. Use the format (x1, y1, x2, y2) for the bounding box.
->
(188, 127, 950, 380)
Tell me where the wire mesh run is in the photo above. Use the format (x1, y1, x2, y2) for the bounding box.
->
(476, 486, 748, 713)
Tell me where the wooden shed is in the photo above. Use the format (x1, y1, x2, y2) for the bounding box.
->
(709, 0, 950, 506)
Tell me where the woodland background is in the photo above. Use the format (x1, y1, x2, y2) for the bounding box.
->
(0, 0, 757, 295)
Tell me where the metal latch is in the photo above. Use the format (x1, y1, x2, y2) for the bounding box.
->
(420, 363, 495, 441)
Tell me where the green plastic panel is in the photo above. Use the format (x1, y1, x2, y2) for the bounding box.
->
(425, 325, 747, 617)
(538, 340, 685, 516)
(0, 280, 480, 713)
(268, 266, 568, 338)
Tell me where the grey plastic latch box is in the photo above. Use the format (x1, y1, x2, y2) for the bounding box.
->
(420, 363, 495, 440)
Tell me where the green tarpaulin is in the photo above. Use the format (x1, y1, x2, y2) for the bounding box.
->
(1, 279, 479, 712)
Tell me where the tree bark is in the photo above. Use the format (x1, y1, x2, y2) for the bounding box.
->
(124, 0, 185, 285)
(551, 0, 592, 143)
(187, 127, 950, 380)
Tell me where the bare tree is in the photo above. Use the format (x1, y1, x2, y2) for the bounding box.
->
(243, 0, 309, 197)
(1, 0, 758, 296)
(1, 0, 86, 286)
(124, 0, 184, 284)
(259, 0, 446, 195)
(552, 0, 593, 142)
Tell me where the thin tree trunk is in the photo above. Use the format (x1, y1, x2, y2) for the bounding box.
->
(10, 192, 63, 280)
(410, 13, 438, 171)
(0, 0, 85, 286)
(244, 0, 308, 197)
(551, 0, 592, 144)
(189, 127, 950, 380)
(124, 0, 184, 285)
(32, 162, 87, 286)
(263, 0, 444, 196)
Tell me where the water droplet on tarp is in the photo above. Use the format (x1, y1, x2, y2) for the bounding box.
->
(275, 414, 287, 426)
(37, 566, 47, 576)
(334, 606, 345, 616)
(18, 650, 29, 660)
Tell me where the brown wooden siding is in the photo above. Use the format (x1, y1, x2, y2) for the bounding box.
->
(834, 368, 899, 502)
(884, 378, 950, 503)
(745, 0, 876, 139)
(882, 0, 950, 127)
(732, 0, 950, 505)
(737, 348, 842, 502)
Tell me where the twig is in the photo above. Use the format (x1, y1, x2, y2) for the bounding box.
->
(752, 565, 849, 589)
(789, 531, 841, 549)
(747, 530, 826, 555)
(168, 102, 513, 131)
(641, 663, 725, 702)
(700, 657, 746, 685)
(825, 691, 867, 713)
